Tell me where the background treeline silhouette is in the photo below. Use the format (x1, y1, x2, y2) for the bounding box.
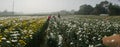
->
(75, 1, 120, 16)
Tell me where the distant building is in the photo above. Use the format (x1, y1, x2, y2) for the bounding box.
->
(100, 14, 109, 16)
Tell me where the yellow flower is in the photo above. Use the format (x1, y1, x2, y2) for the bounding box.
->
(0, 35, 2, 43)
(19, 40, 26, 46)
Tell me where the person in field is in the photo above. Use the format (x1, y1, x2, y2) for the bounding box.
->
(58, 13, 61, 18)
(48, 15, 51, 20)
(102, 34, 120, 47)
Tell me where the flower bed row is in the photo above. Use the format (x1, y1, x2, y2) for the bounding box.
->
(0, 16, 47, 47)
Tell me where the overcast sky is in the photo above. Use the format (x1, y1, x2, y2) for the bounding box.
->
(0, 0, 120, 13)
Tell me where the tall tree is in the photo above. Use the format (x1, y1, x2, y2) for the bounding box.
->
(92, 1, 120, 15)
(109, 3, 120, 15)
(92, 1, 109, 15)
(76, 4, 94, 15)
(75, 1, 120, 15)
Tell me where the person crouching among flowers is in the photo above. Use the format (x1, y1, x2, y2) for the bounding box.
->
(102, 34, 120, 47)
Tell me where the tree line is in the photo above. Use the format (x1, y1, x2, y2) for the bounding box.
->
(75, 1, 120, 16)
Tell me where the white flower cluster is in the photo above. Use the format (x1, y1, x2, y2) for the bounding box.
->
(47, 16, 120, 47)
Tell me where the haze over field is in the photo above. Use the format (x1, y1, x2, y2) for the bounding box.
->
(0, 0, 120, 13)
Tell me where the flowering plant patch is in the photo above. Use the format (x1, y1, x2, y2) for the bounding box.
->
(0, 16, 47, 47)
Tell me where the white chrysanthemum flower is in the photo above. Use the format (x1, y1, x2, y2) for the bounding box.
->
(1, 37, 6, 40)
(30, 35, 32, 37)
(80, 35, 82, 37)
(83, 23, 89, 26)
(101, 21, 104, 23)
(13, 37, 18, 39)
(13, 20, 16, 23)
(89, 45, 94, 47)
(6, 41, 11, 43)
(0, 24, 3, 26)
(23, 30, 27, 33)
(95, 44, 102, 47)
(70, 42, 73, 45)
(79, 38, 82, 40)
(98, 38, 101, 40)
(58, 35, 63, 45)
(76, 31, 81, 35)
(50, 33, 55, 38)
(72, 24, 77, 27)
(11, 34, 20, 36)
(11, 40, 18, 42)
(29, 30, 34, 34)
(67, 23, 71, 27)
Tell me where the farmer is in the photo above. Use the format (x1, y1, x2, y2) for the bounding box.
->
(102, 34, 120, 47)
(58, 13, 61, 18)
(48, 15, 51, 20)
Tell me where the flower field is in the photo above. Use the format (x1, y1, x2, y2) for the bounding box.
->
(47, 16, 120, 47)
(0, 16, 47, 47)
(0, 15, 120, 47)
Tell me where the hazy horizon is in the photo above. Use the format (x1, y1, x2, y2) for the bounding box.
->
(0, 0, 120, 14)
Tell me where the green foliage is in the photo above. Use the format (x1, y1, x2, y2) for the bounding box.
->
(75, 1, 120, 15)
(75, 4, 94, 15)
(109, 4, 120, 15)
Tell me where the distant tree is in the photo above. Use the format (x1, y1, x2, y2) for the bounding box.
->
(75, 4, 94, 15)
(92, 1, 110, 15)
(109, 3, 120, 15)
(75, 1, 120, 15)
(92, 1, 120, 15)
(91, 4, 101, 15)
